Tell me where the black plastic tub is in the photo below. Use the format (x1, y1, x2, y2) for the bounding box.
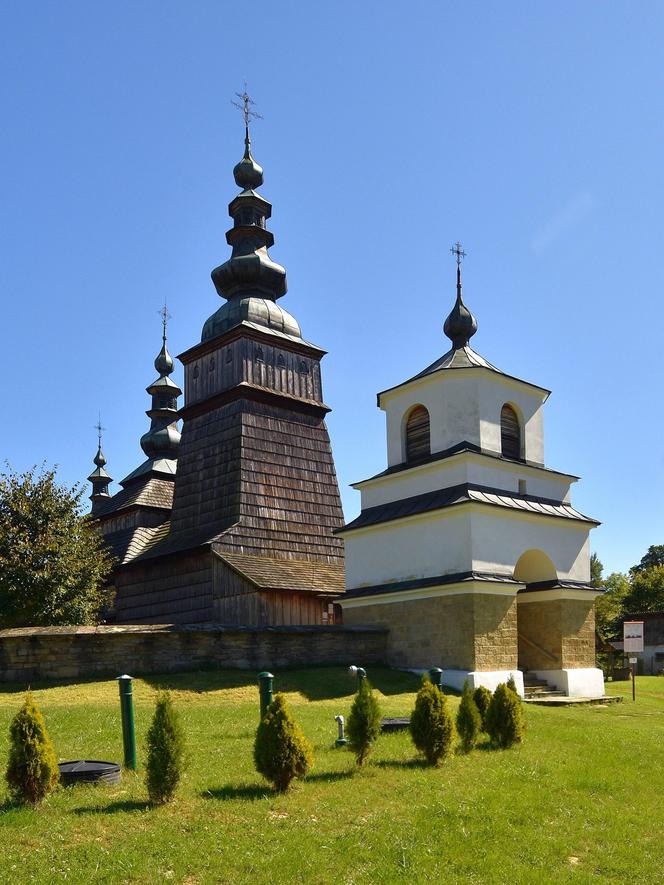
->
(58, 761, 122, 786)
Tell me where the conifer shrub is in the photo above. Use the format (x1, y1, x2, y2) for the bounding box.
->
(346, 678, 382, 766)
(254, 693, 313, 791)
(145, 691, 186, 805)
(409, 677, 455, 765)
(485, 682, 525, 749)
(506, 674, 519, 695)
(473, 685, 493, 731)
(5, 692, 59, 805)
(456, 681, 482, 752)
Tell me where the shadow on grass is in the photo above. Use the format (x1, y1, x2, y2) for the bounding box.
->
(201, 784, 271, 801)
(74, 799, 151, 815)
(0, 665, 423, 701)
(304, 769, 355, 783)
(375, 758, 429, 770)
(143, 665, 421, 701)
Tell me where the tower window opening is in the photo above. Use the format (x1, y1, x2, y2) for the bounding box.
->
(405, 405, 431, 464)
(501, 404, 521, 460)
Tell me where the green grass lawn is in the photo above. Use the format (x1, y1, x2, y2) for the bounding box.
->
(0, 669, 662, 884)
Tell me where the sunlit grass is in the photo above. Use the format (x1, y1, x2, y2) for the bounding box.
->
(0, 670, 662, 884)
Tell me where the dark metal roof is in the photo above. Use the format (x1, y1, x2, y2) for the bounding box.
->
(337, 482, 599, 534)
(377, 347, 551, 402)
(345, 570, 521, 600)
(353, 440, 580, 486)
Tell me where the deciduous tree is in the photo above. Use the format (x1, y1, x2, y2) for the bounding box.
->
(0, 464, 113, 627)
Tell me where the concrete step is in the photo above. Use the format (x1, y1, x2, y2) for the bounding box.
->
(524, 689, 566, 698)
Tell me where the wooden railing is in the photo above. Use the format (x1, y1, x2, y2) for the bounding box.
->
(518, 631, 558, 663)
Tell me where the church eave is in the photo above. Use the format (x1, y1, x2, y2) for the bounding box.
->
(350, 441, 580, 489)
(336, 482, 600, 535)
(178, 321, 326, 364)
(178, 381, 331, 421)
(344, 570, 524, 600)
(377, 363, 551, 408)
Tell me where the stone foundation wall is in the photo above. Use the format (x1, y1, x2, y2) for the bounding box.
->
(343, 591, 517, 671)
(0, 624, 388, 685)
(517, 597, 596, 670)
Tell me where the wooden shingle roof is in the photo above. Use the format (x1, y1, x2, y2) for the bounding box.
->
(216, 551, 345, 595)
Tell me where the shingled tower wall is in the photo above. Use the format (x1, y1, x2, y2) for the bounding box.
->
(112, 114, 345, 625)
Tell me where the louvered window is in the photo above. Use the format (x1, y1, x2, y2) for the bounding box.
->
(406, 405, 431, 463)
(501, 404, 521, 460)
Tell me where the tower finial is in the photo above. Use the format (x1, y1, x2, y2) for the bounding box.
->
(158, 301, 171, 345)
(89, 415, 112, 513)
(443, 242, 477, 349)
(231, 82, 263, 149)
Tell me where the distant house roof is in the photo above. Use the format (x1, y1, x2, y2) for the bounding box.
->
(337, 482, 599, 534)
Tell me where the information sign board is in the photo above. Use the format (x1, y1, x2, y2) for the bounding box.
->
(623, 621, 644, 654)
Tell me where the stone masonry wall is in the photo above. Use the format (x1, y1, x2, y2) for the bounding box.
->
(517, 597, 597, 670)
(343, 592, 517, 671)
(0, 624, 388, 685)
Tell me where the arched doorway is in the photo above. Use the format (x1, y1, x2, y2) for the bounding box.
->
(514, 549, 560, 672)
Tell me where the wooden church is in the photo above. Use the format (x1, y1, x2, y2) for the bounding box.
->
(89, 104, 345, 626)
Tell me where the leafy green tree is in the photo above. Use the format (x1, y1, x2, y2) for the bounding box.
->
(595, 572, 631, 640)
(254, 693, 313, 791)
(623, 565, 664, 615)
(485, 683, 525, 749)
(145, 692, 186, 804)
(5, 692, 59, 805)
(590, 552, 603, 587)
(346, 678, 382, 766)
(0, 464, 113, 628)
(472, 686, 492, 731)
(456, 682, 481, 752)
(630, 545, 664, 575)
(410, 678, 455, 764)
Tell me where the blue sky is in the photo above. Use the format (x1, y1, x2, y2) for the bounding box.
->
(1, 2, 662, 576)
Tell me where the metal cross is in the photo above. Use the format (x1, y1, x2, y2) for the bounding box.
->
(450, 242, 467, 267)
(94, 414, 106, 447)
(158, 302, 171, 339)
(231, 83, 263, 127)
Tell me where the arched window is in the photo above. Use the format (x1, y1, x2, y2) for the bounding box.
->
(500, 404, 521, 460)
(405, 405, 431, 463)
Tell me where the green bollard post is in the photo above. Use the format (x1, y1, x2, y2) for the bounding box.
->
(429, 667, 443, 692)
(117, 674, 137, 770)
(258, 671, 274, 720)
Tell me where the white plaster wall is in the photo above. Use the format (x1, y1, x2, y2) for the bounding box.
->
(532, 668, 605, 698)
(358, 454, 573, 509)
(441, 669, 525, 698)
(381, 367, 547, 469)
(468, 509, 591, 582)
(342, 509, 472, 588)
(342, 505, 592, 590)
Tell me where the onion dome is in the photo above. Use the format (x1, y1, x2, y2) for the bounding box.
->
(88, 427, 112, 515)
(443, 262, 478, 349)
(202, 105, 293, 343)
(139, 323, 181, 461)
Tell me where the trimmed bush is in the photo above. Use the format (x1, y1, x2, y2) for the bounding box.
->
(5, 692, 59, 805)
(485, 683, 525, 749)
(506, 675, 519, 695)
(146, 691, 186, 804)
(409, 677, 455, 765)
(347, 678, 382, 766)
(473, 686, 493, 731)
(254, 693, 313, 791)
(456, 681, 482, 752)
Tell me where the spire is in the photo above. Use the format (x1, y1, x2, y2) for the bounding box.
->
(88, 418, 112, 514)
(443, 242, 478, 349)
(139, 308, 182, 462)
(202, 88, 297, 343)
